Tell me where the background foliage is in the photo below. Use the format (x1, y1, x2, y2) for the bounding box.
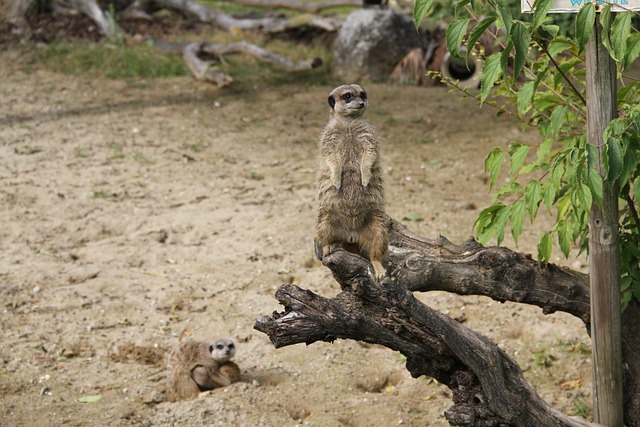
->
(414, 0, 640, 308)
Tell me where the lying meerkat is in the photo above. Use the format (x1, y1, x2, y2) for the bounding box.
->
(167, 338, 240, 401)
(316, 83, 388, 281)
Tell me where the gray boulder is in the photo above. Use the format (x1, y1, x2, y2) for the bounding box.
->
(333, 9, 422, 81)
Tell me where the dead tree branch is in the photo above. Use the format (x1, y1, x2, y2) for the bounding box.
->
(131, 0, 342, 33)
(256, 217, 640, 426)
(227, 0, 361, 13)
(9, 0, 326, 84)
(255, 258, 598, 426)
(386, 219, 592, 325)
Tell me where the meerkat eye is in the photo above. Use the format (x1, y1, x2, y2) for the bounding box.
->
(216, 343, 225, 350)
(360, 91, 367, 101)
(228, 343, 235, 349)
(343, 93, 353, 101)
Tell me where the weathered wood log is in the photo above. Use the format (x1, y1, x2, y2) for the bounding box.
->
(255, 253, 599, 426)
(134, 0, 342, 33)
(227, 0, 361, 13)
(8, 0, 31, 35)
(386, 219, 592, 325)
(181, 40, 321, 86)
(70, 0, 124, 39)
(183, 42, 235, 87)
(256, 217, 640, 426)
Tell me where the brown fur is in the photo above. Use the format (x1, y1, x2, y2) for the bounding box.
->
(167, 339, 240, 401)
(316, 84, 388, 280)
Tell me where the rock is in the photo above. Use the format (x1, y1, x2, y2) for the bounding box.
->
(333, 9, 422, 81)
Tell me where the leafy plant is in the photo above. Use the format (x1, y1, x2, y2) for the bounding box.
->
(414, 0, 640, 308)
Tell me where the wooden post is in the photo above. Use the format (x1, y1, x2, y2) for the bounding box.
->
(585, 19, 623, 426)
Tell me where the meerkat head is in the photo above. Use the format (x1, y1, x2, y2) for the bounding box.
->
(208, 338, 236, 362)
(328, 84, 368, 119)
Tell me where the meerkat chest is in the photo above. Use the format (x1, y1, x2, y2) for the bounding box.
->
(323, 124, 376, 162)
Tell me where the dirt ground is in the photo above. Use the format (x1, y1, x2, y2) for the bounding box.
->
(0, 44, 594, 426)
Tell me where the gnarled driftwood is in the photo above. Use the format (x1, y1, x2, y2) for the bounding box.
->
(255, 217, 640, 426)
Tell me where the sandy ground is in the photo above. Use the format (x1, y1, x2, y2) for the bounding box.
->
(0, 47, 593, 426)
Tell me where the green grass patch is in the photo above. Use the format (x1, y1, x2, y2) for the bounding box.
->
(33, 41, 188, 80)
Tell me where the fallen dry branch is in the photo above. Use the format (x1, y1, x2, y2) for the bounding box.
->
(255, 264, 597, 426)
(256, 217, 640, 426)
(131, 0, 343, 33)
(10, 0, 330, 84)
(386, 219, 592, 325)
(182, 41, 322, 86)
(228, 0, 361, 13)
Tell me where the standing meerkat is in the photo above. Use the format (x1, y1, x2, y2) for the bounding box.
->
(167, 338, 240, 401)
(316, 84, 388, 280)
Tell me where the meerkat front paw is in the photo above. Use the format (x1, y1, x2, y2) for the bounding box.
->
(371, 260, 386, 282)
(322, 244, 337, 257)
(361, 173, 372, 189)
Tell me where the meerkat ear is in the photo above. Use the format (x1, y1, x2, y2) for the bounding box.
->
(328, 95, 336, 109)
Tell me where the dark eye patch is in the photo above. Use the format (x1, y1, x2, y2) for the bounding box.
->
(342, 93, 353, 101)
(360, 91, 367, 101)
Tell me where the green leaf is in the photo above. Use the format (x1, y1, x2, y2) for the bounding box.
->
(403, 214, 424, 222)
(611, 10, 631, 63)
(606, 137, 623, 184)
(532, 92, 562, 112)
(538, 232, 553, 263)
(536, 138, 552, 165)
(413, 0, 434, 30)
(548, 37, 578, 57)
(517, 81, 536, 116)
(480, 52, 503, 103)
(447, 18, 470, 59)
(475, 203, 506, 244)
(509, 143, 531, 180)
(557, 220, 573, 258)
(495, 181, 523, 199)
(485, 147, 506, 190)
(542, 24, 559, 38)
(79, 394, 103, 403)
(524, 179, 543, 219)
(620, 145, 637, 190)
(495, 204, 511, 246)
(542, 180, 556, 212)
(549, 105, 568, 136)
(511, 21, 531, 81)
(454, 0, 471, 17)
(624, 33, 640, 69)
(588, 169, 603, 208)
(634, 178, 640, 207)
(532, 0, 553, 32)
(497, 3, 512, 35)
(466, 16, 497, 58)
(575, 2, 595, 54)
(500, 40, 513, 79)
(510, 200, 526, 246)
(578, 183, 593, 209)
(551, 162, 565, 187)
(600, 5, 614, 59)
